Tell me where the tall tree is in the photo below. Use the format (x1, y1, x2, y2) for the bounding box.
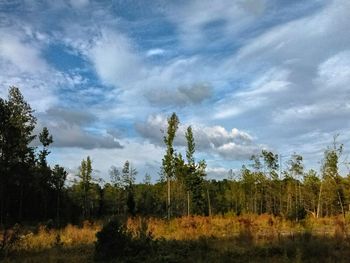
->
(38, 127, 53, 167)
(318, 137, 344, 217)
(109, 166, 122, 214)
(122, 161, 137, 215)
(185, 126, 195, 215)
(5, 87, 37, 222)
(122, 161, 136, 188)
(0, 97, 10, 225)
(37, 127, 54, 219)
(180, 126, 207, 215)
(162, 113, 179, 219)
(186, 126, 195, 165)
(287, 154, 304, 221)
(51, 165, 67, 226)
(79, 156, 93, 218)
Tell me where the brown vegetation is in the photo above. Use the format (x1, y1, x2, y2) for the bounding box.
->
(2, 215, 350, 262)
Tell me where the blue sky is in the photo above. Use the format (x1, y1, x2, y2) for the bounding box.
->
(1, 0, 350, 182)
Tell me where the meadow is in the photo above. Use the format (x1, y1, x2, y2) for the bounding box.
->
(2, 214, 350, 262)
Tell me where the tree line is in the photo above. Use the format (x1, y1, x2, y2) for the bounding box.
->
(1, 87, 349, 227)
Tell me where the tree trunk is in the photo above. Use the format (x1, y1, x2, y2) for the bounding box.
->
(337, 188, 345, 219)
(187, 191, 190, 216)
(57, 191, 60, 227)
(167, 177, 171, 219)
(0, 182, 4, 226)
(207, 188, 211, 217)
(317, 181, 323, 218)
(18, 184, 23, 222)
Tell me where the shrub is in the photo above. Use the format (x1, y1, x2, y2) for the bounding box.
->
(0, 224, 22, 259)
(94, 217, 132, 261)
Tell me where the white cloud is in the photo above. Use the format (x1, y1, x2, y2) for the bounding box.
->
(0, 30, 48, 74)
(316, 50, 350, 90)
(165, 0, 266, 48)
(136, 114, 261, 160)
(89, 30, 145, 88)
(146, 48, 165, 57)
(237, 68, 291, 98)
(213, 67, 290, 119)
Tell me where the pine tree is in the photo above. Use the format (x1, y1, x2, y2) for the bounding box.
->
(52, 165, 67, 226)
(5, 87, 37, 222)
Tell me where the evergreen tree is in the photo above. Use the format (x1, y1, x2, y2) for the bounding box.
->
(51, 165, 67, 226)
(1, 87, 37, 222)
(37, 127, 54, 219)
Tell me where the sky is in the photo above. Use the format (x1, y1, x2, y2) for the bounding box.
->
(1, 0, 350, 182)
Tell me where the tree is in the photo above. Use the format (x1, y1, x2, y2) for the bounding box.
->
(143, 173, 151, 185)
(0, 97, 10, 225)
(1, 87, 37, 222)
(37, 127, 54, 219)
(303, 169, 320, 217)
(38, 127, 53, 167)
(185, 126, 195, 215)
(173, 125, 207, 216)
(122, 161, 136, 188)
(109, 166, 122, 215)
(162, 113, 179, 219)
(186, 126, 195, 165)
(287, 154, 305, 221)
(79, 156, 93, 218)
(318, 137, 344, 217)
(51, 165, 67, 226)
(122, 161, 137, 216)
(110, 166, 122, 188)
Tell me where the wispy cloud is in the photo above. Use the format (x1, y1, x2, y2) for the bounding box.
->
(1, 0, 350, 180)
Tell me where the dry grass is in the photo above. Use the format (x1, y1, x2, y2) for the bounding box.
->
(15, 221, 99, 252)
(2, 215, 350, 262)
(127, 214, 348, 242)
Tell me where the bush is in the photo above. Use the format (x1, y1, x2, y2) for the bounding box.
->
(94, 217, 132, 261)
(0, 224, 22, 259)
(95, 217, 156, 261)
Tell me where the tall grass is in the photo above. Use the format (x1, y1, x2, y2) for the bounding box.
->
(2, 214, 350, 262)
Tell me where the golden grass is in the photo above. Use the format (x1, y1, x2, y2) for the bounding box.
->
(127, 214, 348, 242)
(13, 221, 99, 252)
(2, 214, 350, 262)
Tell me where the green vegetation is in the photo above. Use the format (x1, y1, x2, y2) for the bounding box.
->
(2, 86, 350, 261)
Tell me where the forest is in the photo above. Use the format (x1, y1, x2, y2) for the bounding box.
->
(1, 86, 350, 262)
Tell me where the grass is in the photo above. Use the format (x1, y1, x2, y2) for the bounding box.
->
(2, 215, 350, 262)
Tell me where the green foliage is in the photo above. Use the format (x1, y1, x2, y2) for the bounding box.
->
(185, 126, 195, 165)
(162, 113, 179, 181)
(162, 112, 180, 219)
(78, 156, 93, 219)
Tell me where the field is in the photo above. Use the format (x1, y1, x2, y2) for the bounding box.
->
(1, 215, 350, 262)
